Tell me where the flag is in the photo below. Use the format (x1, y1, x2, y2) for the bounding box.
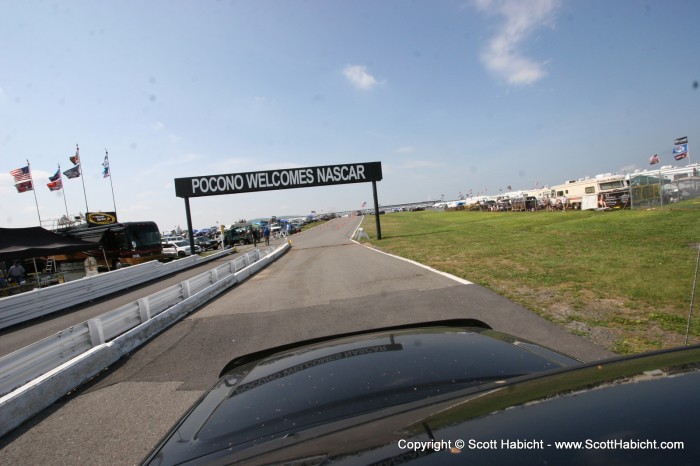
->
(63, 164, 81, 179)
(102, 154, 110, 178)
(649, 154, 660, 165)
(70, 145, 80, 165)
(47, 179, 63, 191)
(674, 136, 688, 145)
(10, 165, 31, 182)
(673, 143, 688, 160)
(15, 180, 33, 193)
(361, 201, 367, 208)
(49, 167, 61, 182)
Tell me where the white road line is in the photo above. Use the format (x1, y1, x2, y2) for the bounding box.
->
(350, 218, 473, 285)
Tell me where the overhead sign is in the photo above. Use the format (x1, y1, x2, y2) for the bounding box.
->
(174, 161, 382, 198)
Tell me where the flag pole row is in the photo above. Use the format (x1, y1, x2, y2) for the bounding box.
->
(9, 145, 115, 227)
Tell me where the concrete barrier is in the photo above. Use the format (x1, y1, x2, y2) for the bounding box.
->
(0, 243, 290, 437)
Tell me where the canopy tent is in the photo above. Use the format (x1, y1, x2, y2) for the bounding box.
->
(0, 227, 95, 261)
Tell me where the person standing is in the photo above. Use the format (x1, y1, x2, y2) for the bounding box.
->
(263, 225, 270, 246)
(249, 226, 258, 247)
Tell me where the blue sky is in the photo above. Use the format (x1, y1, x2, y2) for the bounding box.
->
(1, 0, 699, 232)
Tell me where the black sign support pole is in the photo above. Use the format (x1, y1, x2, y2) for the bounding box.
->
(372, 180, 382, 240)
(184, 197, 195, 253)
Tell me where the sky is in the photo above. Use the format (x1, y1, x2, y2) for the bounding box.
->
(1, 0, 699, 233)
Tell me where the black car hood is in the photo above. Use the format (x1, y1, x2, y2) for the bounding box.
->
(144, 320, 579, 465)
(206, 344, 700, 466)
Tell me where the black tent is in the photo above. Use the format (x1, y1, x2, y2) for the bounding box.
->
(0, 227, 95, 261)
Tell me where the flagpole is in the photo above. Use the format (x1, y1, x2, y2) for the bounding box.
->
(105, 149, 117, 214)
(76, 144, 89, 214)
(28, 159, 42, 226)
(58, 164, 70, 219)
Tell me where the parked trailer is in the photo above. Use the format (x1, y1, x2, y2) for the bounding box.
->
(550, 174, 629, 210)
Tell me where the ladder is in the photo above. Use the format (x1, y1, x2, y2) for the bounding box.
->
(45, 257, 56, 274)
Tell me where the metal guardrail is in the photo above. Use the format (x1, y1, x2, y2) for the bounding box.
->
(0, 244, 289, 437)
(0, 248, 233, 330)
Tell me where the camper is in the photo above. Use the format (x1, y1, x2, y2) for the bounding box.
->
(56, 221, 163, 270)
(550, 174, 629, 210)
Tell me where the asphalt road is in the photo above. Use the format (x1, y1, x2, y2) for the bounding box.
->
(0, 216, 613, 465)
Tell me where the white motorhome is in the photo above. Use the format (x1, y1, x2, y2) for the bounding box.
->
(550, 173, 628, 210)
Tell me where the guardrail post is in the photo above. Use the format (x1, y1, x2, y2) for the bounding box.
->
(138, 298, 151, 323)
(87, 318, 105, 347)
(210, 268, 219, 283)
(229, 260, 237, 274)
(181, 280, 191, 299)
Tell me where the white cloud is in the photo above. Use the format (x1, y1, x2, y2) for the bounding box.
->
(474, 0, 560, 86)
(395, 146, 415, 153)
(151, 121, 165, 131)
(343, 65, 381, 90)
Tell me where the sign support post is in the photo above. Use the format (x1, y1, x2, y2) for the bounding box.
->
(184, 197, 195, 253)
(372, 180, 382, 240)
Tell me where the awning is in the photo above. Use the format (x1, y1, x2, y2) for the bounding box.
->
(0, 227, 96, 261)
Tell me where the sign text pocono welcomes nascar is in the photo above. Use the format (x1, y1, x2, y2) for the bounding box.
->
(175, 162, 382, 198)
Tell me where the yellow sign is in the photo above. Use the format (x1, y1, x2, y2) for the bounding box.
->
(86, 211, 118, 226)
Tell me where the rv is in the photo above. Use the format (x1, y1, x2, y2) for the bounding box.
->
(550, 174, 629, 210)
(56, 221, 163, 270)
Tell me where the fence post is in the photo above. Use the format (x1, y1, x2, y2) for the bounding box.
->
(138, 297, 151, 323)
(181, 280, 191, 299)
(87, 318, 105, 347)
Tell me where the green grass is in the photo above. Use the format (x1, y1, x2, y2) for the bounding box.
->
(361, 199, 700, 354)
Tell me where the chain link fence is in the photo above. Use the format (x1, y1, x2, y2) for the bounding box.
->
(630, 164, 700, 208)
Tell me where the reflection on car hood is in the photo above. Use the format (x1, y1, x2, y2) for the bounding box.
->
(211, 344, 700, 466)
(143, 320, 579, 465)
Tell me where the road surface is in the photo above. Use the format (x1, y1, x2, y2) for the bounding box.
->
(0, 216, 612, 465)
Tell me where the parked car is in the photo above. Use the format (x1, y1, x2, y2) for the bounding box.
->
(162, 240, 201, 258)
(224, 227, 253, 247)
(143, 320, 700, 465)
(161, 235, 185, 243)
(195, 236, 219, 251)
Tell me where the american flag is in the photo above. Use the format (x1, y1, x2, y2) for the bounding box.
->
(10, 165, 31, 182)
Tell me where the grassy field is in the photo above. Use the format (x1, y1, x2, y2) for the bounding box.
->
(360, 200, 700, 354)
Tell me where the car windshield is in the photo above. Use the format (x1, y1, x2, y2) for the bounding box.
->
(174, 241, 189, 247)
